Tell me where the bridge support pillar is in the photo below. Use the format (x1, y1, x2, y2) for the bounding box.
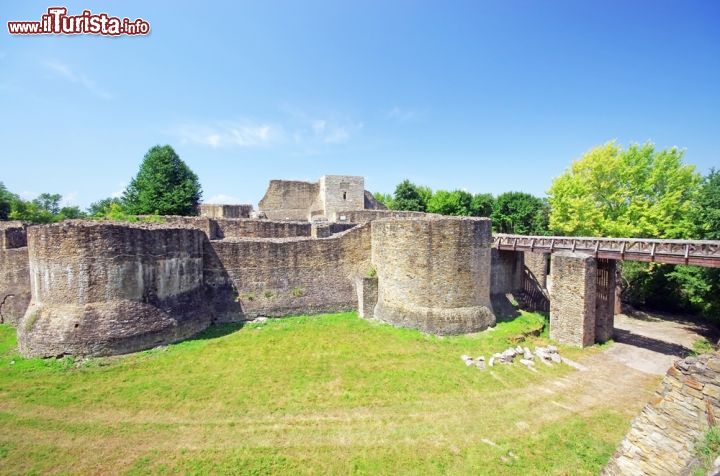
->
(549, 252, 616, 347)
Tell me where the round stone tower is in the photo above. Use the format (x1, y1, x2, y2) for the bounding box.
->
(371, 216, 496, 335)
(18, 221, 211, 357)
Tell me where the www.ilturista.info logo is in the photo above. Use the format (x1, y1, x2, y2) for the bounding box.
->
(7, 7, 150, 36)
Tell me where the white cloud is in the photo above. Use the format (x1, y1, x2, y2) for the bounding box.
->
(43, 60, 111, 99)
(111, 182, 127, 198)
(61, 191, 79, 206)
(386, 106, 423, 123)
(173, 121, 280, 148)
(204, 194, 244, 204)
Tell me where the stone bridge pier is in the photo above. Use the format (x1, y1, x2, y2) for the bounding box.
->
(548, 251, 616, 347)
(491, 248, 616, 347)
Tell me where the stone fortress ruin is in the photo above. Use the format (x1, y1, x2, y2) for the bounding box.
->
(0, 174, 622, 358)
(2, 174, 718, 473)
(0, 174, 624, 364)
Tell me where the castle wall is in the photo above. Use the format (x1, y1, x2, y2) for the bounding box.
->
(0, 222, 30, 326)
(603, 352, 720, 475)
(213, 219, 311, 239)
(371, 217, 495, 335)
(258, 180, 320, 220)
(199, 204, 253, 219)
(205, 223, 372, 321)
(320, 175, 365, 222)
(18, 222, 211, 357)
(335, 209, 432, 224)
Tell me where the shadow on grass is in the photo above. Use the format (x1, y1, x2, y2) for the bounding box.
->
(182, 321, 247, 342)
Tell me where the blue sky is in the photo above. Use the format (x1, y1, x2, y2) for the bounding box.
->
(1, 1, 719, 208)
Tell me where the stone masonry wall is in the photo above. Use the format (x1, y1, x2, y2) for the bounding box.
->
(372, 217, 496, 335)
(18, 222, 211, 357)
(335, 209, 432, 224)
(549, 252, 597, 347)
(199, 204, 253, 219)
(320, 175, 365, 222)
(205, 223, 372, 321)
(0, 222, 30, 326)
(603, 352, 720, 475)
(212, 219, 311, 239)
(258, 180, 321, 220)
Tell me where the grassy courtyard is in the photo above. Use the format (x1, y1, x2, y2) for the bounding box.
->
(0, 312, 648, 475)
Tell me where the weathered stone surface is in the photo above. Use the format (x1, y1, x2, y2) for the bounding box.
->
(0, 222, 30, 326)
(356, 276, 378, 319)
(549, 252, 597, 347)
(206, 223, 372, 322)
(371, 217, 496, 335)
(199, 204, 253, 219)
(258, 175, 367, 221)
(18, 221, 211, 357)
(335, 209, 434, 224)
(603, 352, 720, 475)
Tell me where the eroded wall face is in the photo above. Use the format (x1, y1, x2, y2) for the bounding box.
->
(199, 204, 253, 219)
(0, 223, 30, 326)
(549, 252, 597, 347)
(372, 217, 495, 335)
(19, 222, 211, 357)
(258, 180, 320, 220)
(205, 224, 372, 321)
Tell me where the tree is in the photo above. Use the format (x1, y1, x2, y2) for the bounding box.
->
(469, 193, 494, 217)
(33, 193, 62, 215)
(392, 180, 427, 212)
(372, 192, 395, 210)
(426, 189, 473, 216)
(547, 142, 700, 238)
(491, 192, 548, 234)
(690, 169, 720, 240)
(0, 182, 19, 220)
(87, 197, 124, 217)
(122, 145, 202, 216)
(666, 169, 720, 319)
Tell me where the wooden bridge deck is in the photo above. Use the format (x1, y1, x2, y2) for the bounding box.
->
(493, 234, 720, 268)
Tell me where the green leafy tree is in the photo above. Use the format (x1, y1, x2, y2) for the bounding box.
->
(665, 170, 720, 319)
(0, 182, 19, 220)
(372, 192, 395, 210)
(469, 193, 494, 217)
(491, 192, 548, 234)
(33, 193, 62, 215)
(59, 206, 86, 219)
(548, 142, 700, 238)
(392, 179, 427, 212)
(87, 197, 124, 217)
(690, 169, 720, 240)
(122, 145, 202, 216)
(426, 189, 473, 216)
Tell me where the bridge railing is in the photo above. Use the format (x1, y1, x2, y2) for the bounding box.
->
(493, 234, 720, 268)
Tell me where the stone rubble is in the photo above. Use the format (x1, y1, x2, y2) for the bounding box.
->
(460, 345, 566, 370)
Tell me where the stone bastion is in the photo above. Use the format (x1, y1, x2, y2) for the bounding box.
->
(371, 216, 496, 335)
(18, 221, 211, 357)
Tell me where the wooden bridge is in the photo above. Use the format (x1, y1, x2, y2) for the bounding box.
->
(493, 234, 720, 268)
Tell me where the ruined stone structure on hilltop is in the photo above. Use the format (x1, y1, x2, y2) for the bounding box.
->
(257, 175, 386, 221)
(1, 173, 691, 358)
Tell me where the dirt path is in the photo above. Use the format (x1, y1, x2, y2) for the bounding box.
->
(528, 311, 718, 419)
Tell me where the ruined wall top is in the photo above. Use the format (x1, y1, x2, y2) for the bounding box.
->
(257, 175, 381, 222)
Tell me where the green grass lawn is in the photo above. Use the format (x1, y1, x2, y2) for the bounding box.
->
(0, 312, 637, 475)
